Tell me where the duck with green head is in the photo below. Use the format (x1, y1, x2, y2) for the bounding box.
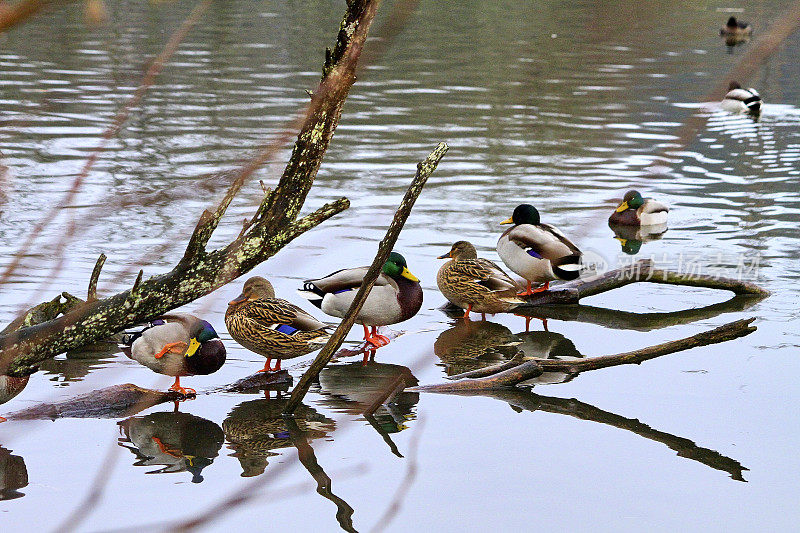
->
(608, 190, 669, 227)
(226, 276, 333, 373)
(120, 313, 226, 396)
(298, 252, 422, 348)
(496, 204, 582, 296)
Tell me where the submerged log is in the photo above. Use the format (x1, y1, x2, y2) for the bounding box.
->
(411, 318, 757, 391)
(3, 384, 182, 421)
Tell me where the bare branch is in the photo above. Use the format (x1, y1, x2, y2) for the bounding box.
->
(87, 253, 106, 301)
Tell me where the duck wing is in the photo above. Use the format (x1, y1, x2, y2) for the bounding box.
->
(641, 199, 670, 215)
(244, 299, 329, 332)
(450, 259, 518, 292)
(507, 224, 580, 260)
(305, 266, 390, 294)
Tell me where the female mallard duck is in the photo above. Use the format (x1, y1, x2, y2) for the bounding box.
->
(437, 241, 523, 318)
(298, 252, 422, 348)
(497, 204, 582, 295)
(721, 82, 762, 116)
(608, 190, 669, 227)
(120, 313, 226, 395)
(226, 276, 332, 372)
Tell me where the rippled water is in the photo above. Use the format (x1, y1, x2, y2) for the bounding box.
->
(1, 1, 799, 531)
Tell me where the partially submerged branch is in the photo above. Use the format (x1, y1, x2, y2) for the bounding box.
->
(411, 318, 757, 391)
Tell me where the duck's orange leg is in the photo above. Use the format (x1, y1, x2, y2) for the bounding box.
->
(168, 376, 196, 396)
(514, 314, 548, 332)
(531, 281, 550, 294)
(152, 436, 182, 457)
(365, 326, 391, 348)
(517, 281, 534, 296)
(0, 416, 6, 423)
(462, 304, 473, 319)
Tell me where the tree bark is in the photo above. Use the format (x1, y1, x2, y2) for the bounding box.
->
(0, 0, 382, 377)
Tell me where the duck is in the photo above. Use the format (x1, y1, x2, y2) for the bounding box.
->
(226, 276, 332, 373)
(497, 204, 582, 295)
(721, 82, 762, 116)
(720, 16, 752, 37)
(608, 190, 669, 227)
(437, 241, 523, 318)
(720, 16, 752, 47)
(120, 313, 226, 396)
(298, 251, 422, 348)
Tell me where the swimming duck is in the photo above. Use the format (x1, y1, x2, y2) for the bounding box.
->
(721, 82, 762, 116)
(497, 204, 582, 295)
(226, 276, 332, 373)
(298, 252, 422, 348)
(608, 190, 669, 227)
(437, 241, 523, 318)
(720, 16, 752, 37)
(120, 313, 226, 395)
(720, 16, 752, 47)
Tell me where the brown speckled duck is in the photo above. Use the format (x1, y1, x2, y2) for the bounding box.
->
(437, 241, 523, 319)
(120, 314, 226, 396)
(226, 277, 332, 373)
(298, 252, 422, 348)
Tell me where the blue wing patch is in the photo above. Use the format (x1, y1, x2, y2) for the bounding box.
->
(526, 248, 543, 259)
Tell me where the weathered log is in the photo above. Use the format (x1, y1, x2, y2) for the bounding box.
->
(412, 318, 757, 391)
(3, 384, 182, 421)
(0, 0, 381, 377)
(283, 141, 449, 415)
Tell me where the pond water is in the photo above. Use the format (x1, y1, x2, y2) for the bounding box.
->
(1, 0, 799, 531)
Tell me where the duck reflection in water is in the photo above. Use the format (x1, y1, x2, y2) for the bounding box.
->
(223, 398, 335, 477)
(317, 361, 419, 456)
(0, 374, 30, 422)
(0, 446, 28, 500)
(435, 319, 584, 385)
(118, 410, 224, 483)
(608, 221, 667, 255)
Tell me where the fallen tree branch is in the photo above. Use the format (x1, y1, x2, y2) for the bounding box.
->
(283, 141, 449, 415)
(515, 259, 768, 308)
(0, 0, 380, 376)
(410, 318, 757, 391)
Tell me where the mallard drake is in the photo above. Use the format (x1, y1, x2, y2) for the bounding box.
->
(120, 313, 226, 395)
(226, 276, 332, 372)
(721, 82, 762, 116)
(608, 190, 669, 227)
(298, 251, 422, 348)
(437, 241, 523, 318)
(497, 204, 582, 295)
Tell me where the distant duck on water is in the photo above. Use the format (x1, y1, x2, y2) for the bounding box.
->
(608, 190, 669, 227)
(120, 313, 226, 396)
(226, 276, 332, 373)
(298, 252, 422, 349)
(721, 81, 762, 117)
(720, 16, 752, 47)
(496, 204, 582, 295)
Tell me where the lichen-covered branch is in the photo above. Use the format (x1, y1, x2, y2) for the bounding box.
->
(283, 142, 449, 415)
(0, 0, 381, 376)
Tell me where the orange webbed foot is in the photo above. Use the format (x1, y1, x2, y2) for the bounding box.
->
(155, 341, 189, 359)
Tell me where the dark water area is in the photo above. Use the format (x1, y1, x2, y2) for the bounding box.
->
(1, 0, 799, 531)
